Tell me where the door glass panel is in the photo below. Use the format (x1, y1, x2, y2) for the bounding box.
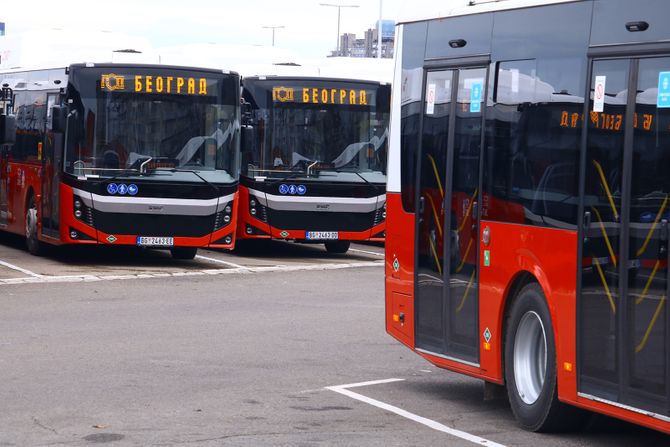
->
(415, 70, 453, 352)
(626, 57, 669, 411)
(581, 59, 629, 394)
(445, 68, 485, 362)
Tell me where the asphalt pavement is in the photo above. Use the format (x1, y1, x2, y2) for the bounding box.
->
(0, 237, 667, 446)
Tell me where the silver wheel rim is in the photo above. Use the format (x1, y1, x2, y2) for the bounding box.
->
(26, 203, 37, 239)
(513, 310, 547, 405)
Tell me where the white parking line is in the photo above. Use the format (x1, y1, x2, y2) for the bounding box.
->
(0, 259, 43, 278)
(349, 248, 385, 257)
(195, 254, 250, 270)
(326, 378, 506, 447)
(0, 260, 383, 285)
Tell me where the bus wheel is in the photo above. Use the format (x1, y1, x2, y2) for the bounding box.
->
(25, 194, 42, 256)
(504, 283, 582, 432)
(170, 247, 198, 260)
(325, 241, 350, 254)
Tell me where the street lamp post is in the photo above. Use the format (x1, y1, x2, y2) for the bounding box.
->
(262, 25, 285, 46)
(320, 3, 359, 56)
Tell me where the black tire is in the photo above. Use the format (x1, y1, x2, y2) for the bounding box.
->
(325, 240, 350, 254)
(170, 247, 198, 260)
(504, 282, 584, 432)
(25, 194, 43, 256)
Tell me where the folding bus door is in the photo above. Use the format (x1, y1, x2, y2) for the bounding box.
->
(41, 94, 62, 239)
(415, 66, 486, 365)
(580, 56, 670, 418)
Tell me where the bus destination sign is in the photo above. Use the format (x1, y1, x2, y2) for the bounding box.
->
(272, 86, 373, 106)
(100, 73, 211, 95)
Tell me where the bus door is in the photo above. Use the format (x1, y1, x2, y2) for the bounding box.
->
(40, 94, 62, 239)
(415, 65, 486, 365)
(580, 56, 670, 417)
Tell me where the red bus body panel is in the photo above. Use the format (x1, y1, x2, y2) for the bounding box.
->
(385, 192, 670, 433)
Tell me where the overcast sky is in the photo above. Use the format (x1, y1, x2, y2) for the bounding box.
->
(1, 0, 421, 59)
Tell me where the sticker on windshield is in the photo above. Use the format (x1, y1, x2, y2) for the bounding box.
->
(128, 184, 138, 196)
(426, 83, 436, 115)
(593, 75, 606, 113)
(117, 184, 128, 195)
(470, 82, 482, 113)
(107, 183, 118, 195)
(297, 185, 307, 195)
(658, 72, 670, 108)
(279, 184, 289, 194)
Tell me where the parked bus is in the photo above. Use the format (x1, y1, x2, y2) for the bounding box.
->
(239, 74, 390, 253)
(386, 0, 670, 433)
(0, 33, 240, 259)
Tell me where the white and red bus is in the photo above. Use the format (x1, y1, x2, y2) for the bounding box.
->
(386, 0, 670, 433)
(238, 73, 390, 253)
(0, 33, 240, 259)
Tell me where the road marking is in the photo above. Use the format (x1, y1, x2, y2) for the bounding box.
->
(195, 254, 250, 270)
(326, 378, 506, 447)
(349, 248, 384, 257)
(0, 260, 383, 285)
(0, 259, 43, 278)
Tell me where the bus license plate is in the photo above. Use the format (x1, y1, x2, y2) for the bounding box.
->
(305, 231, 338, 240)
(136, 236, 174, 247)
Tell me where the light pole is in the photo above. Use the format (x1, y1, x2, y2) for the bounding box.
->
(262, 25, 285, 46)
(320, 3, 359, 56)
(377, 0, 382, 59)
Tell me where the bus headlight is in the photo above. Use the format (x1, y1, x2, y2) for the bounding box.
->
(74, 199, 82, 209)
(74, 210, 82, 218)
(224, 215, 231, 223)
(70, 230, 78, 239)
(250, 199, 257, 207)
(250, 208, 257, 216)
(225, 205, 232, 213)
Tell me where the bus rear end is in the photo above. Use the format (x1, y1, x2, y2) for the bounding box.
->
(239, 77, 389, 253)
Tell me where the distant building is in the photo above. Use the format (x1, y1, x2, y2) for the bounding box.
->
(330, 20, 395, 58)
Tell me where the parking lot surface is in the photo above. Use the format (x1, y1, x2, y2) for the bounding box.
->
(0, 236, 667, 446)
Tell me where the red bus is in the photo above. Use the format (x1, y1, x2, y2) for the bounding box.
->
(0, 62, 240, 259)
(386, 0, 670, 434)
(238, 75, 390, 253)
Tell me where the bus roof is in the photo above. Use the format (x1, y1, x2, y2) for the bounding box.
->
(0, 29, 158, 72)
(397, 0, 581, 24)
(157, 43, 392, 84)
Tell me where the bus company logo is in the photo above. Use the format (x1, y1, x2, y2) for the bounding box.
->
(279, 184, 290, 194)
(280, 231, 289, 238)
(106, 235, 117, 243)
(100, 73, 125, 91)
(392, 257, 400, 272)
(106, 183, 118, 194)
(296, 185, 307, 195)
(272, 86, 294, 102)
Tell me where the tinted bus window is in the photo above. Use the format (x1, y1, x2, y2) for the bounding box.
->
(483, 59, 582, 228)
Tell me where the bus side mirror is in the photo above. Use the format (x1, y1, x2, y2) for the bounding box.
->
(0, 114, 16, 145)
(241, 126, 254, 153)
(50, 105, 67, 133)
(241, 101, 254, 126)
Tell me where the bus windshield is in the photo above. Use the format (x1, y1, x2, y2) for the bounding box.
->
(64, 65, 240, 183)
(242, 79, 390, 183)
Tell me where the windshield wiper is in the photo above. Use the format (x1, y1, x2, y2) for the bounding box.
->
(152, 167, 221, 195)
(322, 168, 384, 195)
